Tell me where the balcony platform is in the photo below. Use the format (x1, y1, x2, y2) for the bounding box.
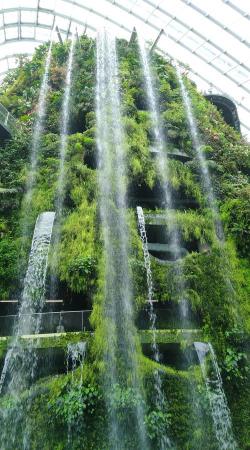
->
(0, 329, 203, 359)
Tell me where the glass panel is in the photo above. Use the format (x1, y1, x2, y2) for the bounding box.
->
(21, 25, 35, 39)
(5, 28, 19, 40)
(35, 27, 51, 41)
(21, 11, 37, 23)
(4, 12, 18, 24)
(21, 0, 38, 7)
(39, 0, 57, 9)
(196, 43, 218, 60)
(55, 17, 69, 31)
(2, 0, 20, 9)
(0, 30, 5, 44)
(212, 54, 236, 73)
(230, 67, 250, 84)
(38, 11, 54, 26)
(185, 31, 203, 51)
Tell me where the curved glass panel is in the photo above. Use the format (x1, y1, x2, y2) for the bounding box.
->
(0, 0, 249, 136)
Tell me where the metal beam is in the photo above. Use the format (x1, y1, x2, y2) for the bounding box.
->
(108, 0, 250, 95)
(150, 28, 164, 53)
(129, 27, 137, 45)
(66, 20, 72, 39)
(18, 8, 21, 40)
(0, 1, 248, 134)
(143, 0, 250, 77)
(180, 0, 250, 48)
(56, 25, 63, 44)
(223, 0, 250, 20)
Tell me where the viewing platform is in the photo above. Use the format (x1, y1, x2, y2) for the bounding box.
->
(0, 307, 201, 338)
(0, 329, 203, 355)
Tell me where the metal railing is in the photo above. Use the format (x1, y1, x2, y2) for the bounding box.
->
(0, 308, 200, 337)
(0, 310, 92, 337)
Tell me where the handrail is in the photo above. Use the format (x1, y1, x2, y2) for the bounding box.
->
(0, 308, 200, 337)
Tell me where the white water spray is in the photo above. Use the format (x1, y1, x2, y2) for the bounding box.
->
(96, 29, 149, 450)
(66, 341, 86, 445)
(137, 206, 172, 449)
(56, 34, 76, 217)
(0, 212, 55, 393)
(0, 212, 55, 447)
(50, 34, 76, 298)
(175, 65, 224, 241)
(25, 39, 54, 205)
(194, 342, 237, 449)
(138, 36, 188, 322)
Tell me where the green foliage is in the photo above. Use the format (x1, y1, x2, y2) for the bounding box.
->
(223, 347, 248, 382)
(0, 33, 249, 449)
(145, 408, 171, 440)
(49, 382, 102, 425)
(0, 238, 18, 298)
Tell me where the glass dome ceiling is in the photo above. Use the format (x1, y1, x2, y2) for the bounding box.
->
(0, 0, 250, 137)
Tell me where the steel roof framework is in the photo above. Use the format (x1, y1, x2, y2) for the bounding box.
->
(0, 0, 249, 137)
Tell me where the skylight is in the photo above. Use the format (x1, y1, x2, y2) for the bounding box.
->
(0, 0, 249, 137)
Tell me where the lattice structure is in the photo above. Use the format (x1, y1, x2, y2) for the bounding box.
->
(0, 0, 249, 136)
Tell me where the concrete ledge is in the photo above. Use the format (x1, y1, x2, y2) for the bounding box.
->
(0, 329, 203, 358)
(140, 329, 202, 344)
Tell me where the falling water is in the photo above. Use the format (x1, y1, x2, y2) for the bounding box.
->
(0, 212, 55, 447)
(175, 65, 239, 323)
(96, 29, 149, 449)
(19, 36, 54, 289)
(175, 65, 224, 241)
(25, 40, 53, 206)
(138, 36, 188, 322)
(50, 34, 76, 299)
(194, 342, 237, 450)
(56, 34, 76, 217)
(137, 206, 172, 449)
(66, 341, 86, 445)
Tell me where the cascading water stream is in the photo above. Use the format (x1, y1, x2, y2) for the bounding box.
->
(137, 206, 172, 449)
(0, 212, 55, 390)
(18, 33, 54, 291)
(55, 34, 76, 218)
(50, 34, 76, 299)
(175, 65, 239, 323)
(175, 65, 224, 242)
(66, 341, 86, 445)
(23, 37, 54, 209)
(137, 36, 189, 324)
(0, 212, 55, 448)
(96, 29, 149, 450)
(138, 38, 210, 445)
(194, 342, 238, 449)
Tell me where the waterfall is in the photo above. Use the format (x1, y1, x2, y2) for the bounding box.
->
(0, 212, 55, 447)
(0, 212, 55, 389)
(66, 341, 86, 445)
(25, 40, 53, 206)
(194, 342, 237, 449)
(175, 66, 239, 323)
(96, 29, 149, 450)
(19, 36, 53, 289)
(175, 65, 224, 241)
(137, 206, 172, 449)
(137, 36, 188, 323)
(50, 34, 76, 299)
